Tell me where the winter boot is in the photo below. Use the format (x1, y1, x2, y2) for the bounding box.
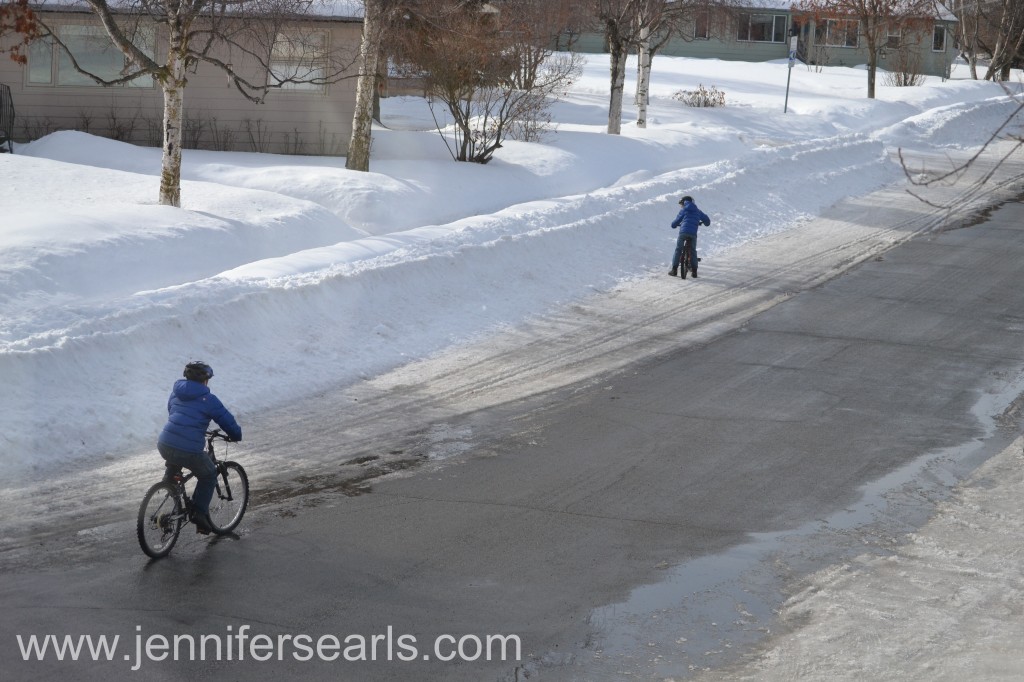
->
(192, 511, 213, 535)
(668, 268, 677, 277)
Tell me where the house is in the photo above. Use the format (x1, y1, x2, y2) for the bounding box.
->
(791, 2, 959, 79)
(0, 2, 364, 154)
(570, 1, 958, 80)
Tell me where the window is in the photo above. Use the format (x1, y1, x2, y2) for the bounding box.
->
(932, 25, 946, 52)
(694, 11, 710, 40)
(28, 25, 154, 87)
(886, 27, 901, 50)
(821, 19, 859, 48)
(27, 37, 54, 84)
(737, 14, 788, 43)
(270, 32, 328, 92)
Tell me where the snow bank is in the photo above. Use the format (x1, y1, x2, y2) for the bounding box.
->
(2, 54, 1020, 475)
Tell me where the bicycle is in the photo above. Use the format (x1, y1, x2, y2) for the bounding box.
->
(679, 236, 701, 279)
(137, 430, 249, 559)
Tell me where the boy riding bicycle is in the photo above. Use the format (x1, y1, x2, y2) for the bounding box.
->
(669, 195, 711, 279)
(157, 361, 242, 534)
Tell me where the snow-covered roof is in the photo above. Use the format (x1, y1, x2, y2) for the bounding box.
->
(33, 0, 364, 20)
(315, 0, 364, 19)
(931, 1, 958, 22)
(728, 0, 957, 21)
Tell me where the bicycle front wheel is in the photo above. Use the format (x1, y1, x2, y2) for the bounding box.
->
(137, 482, 184, 559)
(208, 462, 249, 534)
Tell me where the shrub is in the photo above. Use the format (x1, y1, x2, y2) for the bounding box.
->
(883, 70, 925, 87)
(672, 84, 726, 108)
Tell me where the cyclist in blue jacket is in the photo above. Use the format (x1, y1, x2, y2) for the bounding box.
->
(157, 361, 242, 534)
(669, 195, 711, 278)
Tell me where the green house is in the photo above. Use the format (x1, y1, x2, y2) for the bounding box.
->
(570, 2, 959, 80)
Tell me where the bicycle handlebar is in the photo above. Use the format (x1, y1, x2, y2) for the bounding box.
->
(206, 429, 236, 442)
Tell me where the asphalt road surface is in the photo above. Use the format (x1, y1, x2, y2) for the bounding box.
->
(3, 151, 1024, 682)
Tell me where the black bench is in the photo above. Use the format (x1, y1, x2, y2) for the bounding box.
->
(0, 83, 15, 153)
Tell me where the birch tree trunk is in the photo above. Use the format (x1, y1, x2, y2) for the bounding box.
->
(961, 0, 980, 79)
(636, 26, 650, 128)
(607, 41, 627, 134)
(984, 0, 1015, 81)
(159, 26, 187, 207)
(346, 0, 383, 171)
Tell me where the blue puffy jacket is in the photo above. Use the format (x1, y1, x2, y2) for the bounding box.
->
(158, 379, 242, 453)
(671, 201, 711, 236)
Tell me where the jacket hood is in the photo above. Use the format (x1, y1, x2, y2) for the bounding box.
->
(172, 379, 211, 401)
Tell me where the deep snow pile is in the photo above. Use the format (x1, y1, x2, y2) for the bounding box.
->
(0, 55, 1021, 475)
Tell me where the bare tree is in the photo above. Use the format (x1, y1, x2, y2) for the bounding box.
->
(549, 0, 596, 50)
(347, 0, 392, 172)
(39, 0, 356, 207)
(882, 34, 927, 86)
(634, 1, 729, 128)
(347, 2, 375, 174)
(981, 0, 1024, 81)
(635, 4, 678, 128)
(590, 0, 674, 134)
(503, 0, 583, 88)
(793, 0, 937, 99)
(951, 0, 983, 79)
(391, 0, 582, 163)
(0, 0, 41, 63)
(900, 81, 1023, 208)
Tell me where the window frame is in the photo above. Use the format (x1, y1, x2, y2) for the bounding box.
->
(932, 25, 946, 52)
(736, 13, 788, 43)
(885, 26, 901, 50)
(27, 23, 155, 89)
(269, 30, 330, 93)
(693, 10, 710, 40)
(822, 18, 860, 48)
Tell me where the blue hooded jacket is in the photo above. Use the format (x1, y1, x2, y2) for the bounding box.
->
(671, 200, 711, 236)
(158, 379, 242, 453)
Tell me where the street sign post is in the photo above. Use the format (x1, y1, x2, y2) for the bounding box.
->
(785, 35, 798, 113)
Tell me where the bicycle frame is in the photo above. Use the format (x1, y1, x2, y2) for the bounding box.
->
(164, 431, 237, 519)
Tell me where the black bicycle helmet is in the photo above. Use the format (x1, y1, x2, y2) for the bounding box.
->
(678, 195, 693, 205)
(183, 361, 214, 382)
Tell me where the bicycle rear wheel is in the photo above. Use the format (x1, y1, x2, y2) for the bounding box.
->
(208, 462, 249, 534)
(137, 482, 184, 558)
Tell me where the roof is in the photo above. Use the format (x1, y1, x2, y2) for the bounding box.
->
(315, 0, 364, 19)
(734, 0, 957, 21)
(33, 0, 364, 20)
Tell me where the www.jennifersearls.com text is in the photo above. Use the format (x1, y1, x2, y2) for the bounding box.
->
(16, 625, 523, 670)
